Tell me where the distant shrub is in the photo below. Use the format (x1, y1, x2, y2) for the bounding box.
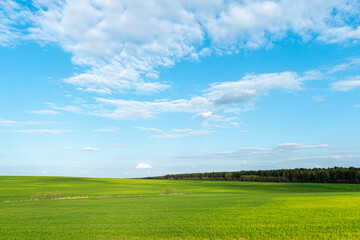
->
(31, 191, 63, 200)
(163, 187, 176, 195)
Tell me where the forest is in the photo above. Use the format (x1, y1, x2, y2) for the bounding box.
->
(145, 167, 360, 184)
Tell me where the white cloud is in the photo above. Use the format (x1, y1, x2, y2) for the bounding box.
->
(172, 128, 194, 133)
(331, 77, 360, 91)
(134, 127, 162, 132)
(135, 163, 152, 169)
(208, 72, 304, 105)
(200, 114, 241, 129)
(328, 57, 360, 74)
(29, 0, 203, 93)
(275, 143, 330, 150)
(93, 128, 119, 133)
(27, 110, 60, 115)
(0, 119, 21, 126)
(317, 26, 360, 44)
(94, 71, 312, 119)
(0, 0, 31, 46)
(0, 118, 50, 126)
(77, 87, 113, 95)
(2, 0, 359, 94)
(46, 102, 83, 114)
(329, 154, 357, 160)
(83, 147, 99, 151)
(151, 129, 209, 139)
(193, 112, 212, 118)
(64, 146, 72, 150)
(13, 129, 71, 134)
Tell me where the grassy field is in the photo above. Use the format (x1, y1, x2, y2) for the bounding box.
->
(1, 176, 360, 239)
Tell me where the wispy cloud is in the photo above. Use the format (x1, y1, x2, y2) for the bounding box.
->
(275, 143, 330, 150)
(93, 128, 119, 133)
(46, 103, 83, 114)
(77, 87, 113, 95)
(83, 147, 99, 151)
(26, 110, 60, 115)
(0, 0, 31, 46)
(331, 76, 360, 91)
(13, 129, 71, 134)
(93, 71, 315, 120)
(151, 129, 209, 139)
(134, 127, 162, 132)
(63, 146, 72, 150)
(328, 57, 360, 74)
(0, 118, 50, 126)
(173, 142, 356, 169)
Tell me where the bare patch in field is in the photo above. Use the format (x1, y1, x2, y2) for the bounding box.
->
(1, 192, 190, 203)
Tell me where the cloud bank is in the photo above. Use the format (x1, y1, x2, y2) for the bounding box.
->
(1, 0, 360, 94)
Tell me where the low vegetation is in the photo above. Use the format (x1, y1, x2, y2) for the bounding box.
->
(162, 187, 176, 195)
(0, 176, 360, 239)
(30, 191, 63, 200)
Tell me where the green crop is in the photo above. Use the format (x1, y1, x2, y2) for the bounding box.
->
(0, 176, 359, 239)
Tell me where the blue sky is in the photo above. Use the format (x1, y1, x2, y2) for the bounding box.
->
(1, 0, 360, 178)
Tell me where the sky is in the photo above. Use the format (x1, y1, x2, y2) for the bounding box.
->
(1, 0, 360, 178)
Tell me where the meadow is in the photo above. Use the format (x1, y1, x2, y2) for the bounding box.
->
(1, 176, 360, 239)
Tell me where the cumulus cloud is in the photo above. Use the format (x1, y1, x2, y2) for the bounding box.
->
(2, 0, 360, 94)
(331, 76, 360, 91)
(83, 147, 99, 151)
(135, 163, 152, 169)
(29, 0, 202, 93)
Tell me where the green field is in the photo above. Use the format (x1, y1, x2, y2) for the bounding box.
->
(1, 176, 360, 239)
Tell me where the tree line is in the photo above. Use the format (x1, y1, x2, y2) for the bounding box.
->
(144, 167, 360, 184)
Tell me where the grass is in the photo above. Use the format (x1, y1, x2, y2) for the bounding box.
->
(0, 176, 360, 239)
